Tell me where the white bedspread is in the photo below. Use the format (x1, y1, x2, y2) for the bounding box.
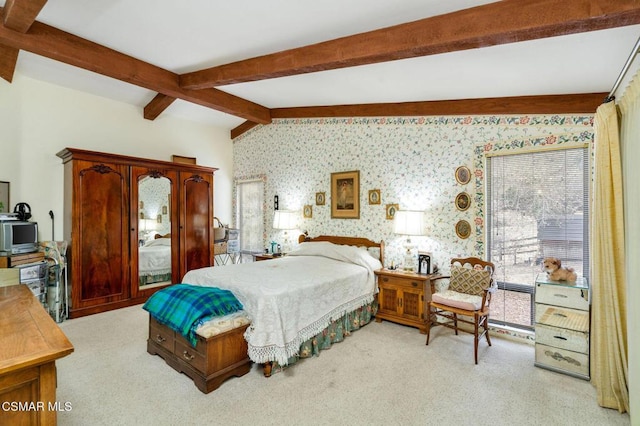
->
(139, 238, 172, 275)
(182, 241, 382, 365)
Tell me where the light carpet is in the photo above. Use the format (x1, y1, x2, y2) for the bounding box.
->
(56, 305, 630, 426)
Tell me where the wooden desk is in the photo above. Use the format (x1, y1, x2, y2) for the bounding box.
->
(0, 285, 74, 425)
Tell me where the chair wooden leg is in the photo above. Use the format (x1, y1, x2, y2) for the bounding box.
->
(425, 305, 431, 345)
(484, 316, 492, 347)
(474, 313, 479, 365)
(453, 313, 458, 335)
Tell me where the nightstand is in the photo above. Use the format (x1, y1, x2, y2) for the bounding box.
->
(374, 269, 437, 333)
(253, 253, 283, 261)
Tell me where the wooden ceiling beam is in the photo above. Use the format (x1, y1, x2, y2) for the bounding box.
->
(143, 94, 177, 120)
(230, 121, 260, 139)
(271, 94, 607, 118)
(2, 0, 47, 32)
(0, 43, 19, 82)
(231, 93, 607, 138)
(181, 0, 640, 89)
(1, 0, 47, 83)
(0, 8, 271, 124)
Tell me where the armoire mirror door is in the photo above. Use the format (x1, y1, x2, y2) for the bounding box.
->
(131, 166, 179, 298)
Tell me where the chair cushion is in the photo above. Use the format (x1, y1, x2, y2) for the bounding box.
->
(449, 265, 491, 296)
(432, 290, 484, 311)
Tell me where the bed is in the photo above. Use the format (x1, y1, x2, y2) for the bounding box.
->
(139, 236, 172, 286)
(146, 234, 384, 390)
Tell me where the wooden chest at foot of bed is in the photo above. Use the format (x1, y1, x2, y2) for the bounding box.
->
(147, 315, 252, 393)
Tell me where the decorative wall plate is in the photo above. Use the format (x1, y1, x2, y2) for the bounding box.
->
(455, 220, 471, 239)
(455, 166, 471, 185)
(455, 192, 471, 211)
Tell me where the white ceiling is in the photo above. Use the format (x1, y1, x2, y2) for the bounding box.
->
(3, 0, 639, 130)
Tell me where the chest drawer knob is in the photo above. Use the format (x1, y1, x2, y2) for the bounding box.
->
(411, 281, 418, 287)
(182, 350, 195, 361)
(155, 334, 166, 343)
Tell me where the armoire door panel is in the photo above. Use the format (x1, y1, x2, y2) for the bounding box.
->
(75, 161, 129, 304)
(180, 173, 214, 277)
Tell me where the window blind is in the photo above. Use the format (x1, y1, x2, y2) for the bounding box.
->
(487, 147, 589, 327)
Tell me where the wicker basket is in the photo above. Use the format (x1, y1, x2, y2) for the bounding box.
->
(213, 217, 227, 242)
(214, 242, 228, 255)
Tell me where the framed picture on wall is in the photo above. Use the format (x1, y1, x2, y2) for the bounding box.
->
(385, 203, 399, 220)
(368, 189, 381, 205)
(315, 192, 326, 205)
(331, 170, 360, 219)
(303, 205, 313, 218)
(0, 181, 8, 213)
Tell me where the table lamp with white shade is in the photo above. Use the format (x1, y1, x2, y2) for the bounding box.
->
(273, 210, 298, 254)
(393, 210, 425, 271)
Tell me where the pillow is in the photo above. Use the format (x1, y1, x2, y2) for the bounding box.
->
(449, 265, 491, 296)
(144, 238, 171, 247)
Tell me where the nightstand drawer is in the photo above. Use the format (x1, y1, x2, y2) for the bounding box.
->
(535, 323, 588, 353)
(378, 275, 423, 289)
(535, 343, 589, 377)
(535, 304, 588, 332)
(535, 283, 589, 311)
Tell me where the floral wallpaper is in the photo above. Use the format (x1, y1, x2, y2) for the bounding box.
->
(138, 176, 172, 237)
(233, 115, 593, 272)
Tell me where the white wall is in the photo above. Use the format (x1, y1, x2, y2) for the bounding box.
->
(0, 74, 233, 242)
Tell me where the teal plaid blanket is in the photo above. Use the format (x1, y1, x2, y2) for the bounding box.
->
(143, 284, 243, 347)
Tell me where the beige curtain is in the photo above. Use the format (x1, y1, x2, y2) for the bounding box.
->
(591, 101, 628, 412)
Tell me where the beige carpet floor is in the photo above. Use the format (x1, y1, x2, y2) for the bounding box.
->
(56, 305, 630, 426)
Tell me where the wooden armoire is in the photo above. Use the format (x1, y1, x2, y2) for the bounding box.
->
(57, 148, 217, 318)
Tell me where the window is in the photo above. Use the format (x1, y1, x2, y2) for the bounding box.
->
(487, 147, 589, 329)
(235, 179, 265, 262)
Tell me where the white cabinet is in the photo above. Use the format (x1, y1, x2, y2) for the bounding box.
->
(534, 273, 590, 380)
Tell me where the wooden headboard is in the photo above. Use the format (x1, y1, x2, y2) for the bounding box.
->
(298, 234, 385, 265)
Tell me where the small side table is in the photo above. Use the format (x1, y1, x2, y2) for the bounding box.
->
(253, 253, 284, 261)
(374, 269, 437, 333)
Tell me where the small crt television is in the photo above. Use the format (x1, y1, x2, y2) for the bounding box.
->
(0, 221, 38, 255)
